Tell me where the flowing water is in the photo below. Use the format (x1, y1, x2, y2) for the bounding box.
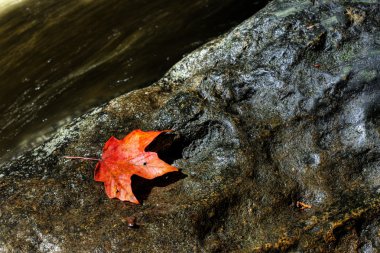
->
(0, 0, 266, 160)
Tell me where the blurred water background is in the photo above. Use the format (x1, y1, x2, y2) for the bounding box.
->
(0, 0, 266, 160)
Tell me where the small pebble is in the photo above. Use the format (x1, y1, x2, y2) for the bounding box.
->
(125, 216, 137, 228)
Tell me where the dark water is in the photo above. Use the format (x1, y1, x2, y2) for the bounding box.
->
(0, 0, 266, 160)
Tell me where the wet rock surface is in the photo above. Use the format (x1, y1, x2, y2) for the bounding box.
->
(1, 0, 379, 252)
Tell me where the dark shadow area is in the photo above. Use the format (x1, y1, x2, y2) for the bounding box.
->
(135, 131, 189, 203)
(131, 171, 187, 204)
(145, 131, 190, 164)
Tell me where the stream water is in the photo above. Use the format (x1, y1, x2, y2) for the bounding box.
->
(0, 0, 267, 160)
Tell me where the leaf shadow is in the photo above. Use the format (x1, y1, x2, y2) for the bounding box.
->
(132, 131, 188, 204)
(145, 131, 189, 164)
(131, 171, 187, 204)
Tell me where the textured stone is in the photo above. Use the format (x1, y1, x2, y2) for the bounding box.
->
(1, 0, 379, 252)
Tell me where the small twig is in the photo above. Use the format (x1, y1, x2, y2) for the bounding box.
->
(296, 201, 312, 210)
(63, 156, 100, 161)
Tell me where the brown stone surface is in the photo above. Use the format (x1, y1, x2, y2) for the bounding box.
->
(1, 0, 379, 252)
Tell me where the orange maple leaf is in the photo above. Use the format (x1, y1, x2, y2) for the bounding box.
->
(94, 129, 178, 204)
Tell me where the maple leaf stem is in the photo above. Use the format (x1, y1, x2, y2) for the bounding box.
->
(63, 156, 100, 161)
